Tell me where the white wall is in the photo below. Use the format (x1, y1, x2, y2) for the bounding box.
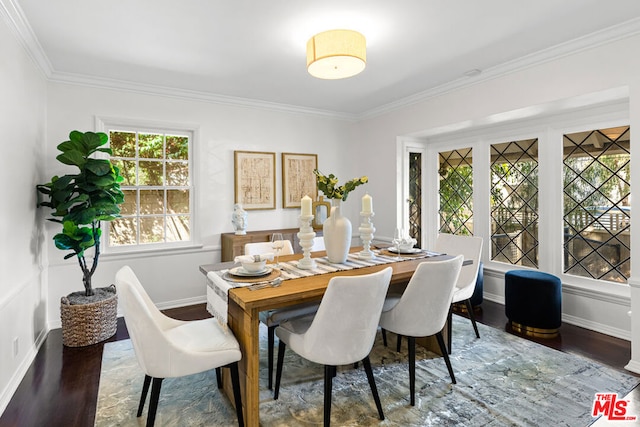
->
(0, 14, 47, 414)
(44, 83, 360, 326)
(357, 34, 640, 358)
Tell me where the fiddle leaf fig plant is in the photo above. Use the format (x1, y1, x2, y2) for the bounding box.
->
(37, 130, 124, 296)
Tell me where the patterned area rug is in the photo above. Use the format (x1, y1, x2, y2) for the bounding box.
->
(95, 315, 638, 426)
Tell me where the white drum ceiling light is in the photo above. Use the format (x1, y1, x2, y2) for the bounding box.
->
(306, 29, 366, 80)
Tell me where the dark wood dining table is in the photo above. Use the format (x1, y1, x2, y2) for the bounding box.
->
(199, 247, 467, 426)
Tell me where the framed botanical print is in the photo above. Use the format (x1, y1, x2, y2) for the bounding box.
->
(282, 152, 318, 208)
(234, 150, 276, 210)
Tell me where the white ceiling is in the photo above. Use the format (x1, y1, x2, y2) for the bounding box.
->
(11, 0, 640, 118)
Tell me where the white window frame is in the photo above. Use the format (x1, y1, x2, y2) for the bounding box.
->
(96, 116, 200, 255)
(421, 101, 631, 297)
(398, 137, 428, 246)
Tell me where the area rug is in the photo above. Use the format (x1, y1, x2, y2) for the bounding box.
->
(95, 315, 638, 426)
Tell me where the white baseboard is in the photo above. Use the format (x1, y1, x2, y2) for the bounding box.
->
(156, 295, 207, 311)
(624, 359, 640, 375)
(0, 326, 49, 416)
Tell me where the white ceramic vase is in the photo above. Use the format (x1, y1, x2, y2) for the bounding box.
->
(323, 200, 352, 263)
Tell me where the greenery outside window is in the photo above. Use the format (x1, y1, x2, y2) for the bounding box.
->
(408, 152, 422, 247)
(107, 128, 192, 247)
(563, 126, 630, 283)
(490, 138, 539, 267)
(439, 148, 473, 235)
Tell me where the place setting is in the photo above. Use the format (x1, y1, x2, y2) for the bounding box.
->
(223, 253, 283, 288)
(376, 228, 443, 260)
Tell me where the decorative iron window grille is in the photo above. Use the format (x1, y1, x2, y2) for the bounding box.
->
(439, 148, 473, 236)
(563, 126, 630, 283)
(408, 152, 422, 248)
(490, 139, 539, 267)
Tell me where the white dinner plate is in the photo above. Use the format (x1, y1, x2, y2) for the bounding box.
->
(229, 266, 272, 277)
(388, 247, 423, 254)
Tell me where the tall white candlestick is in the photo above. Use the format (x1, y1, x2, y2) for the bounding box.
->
(301, 195, 312, 216)
(362, 193, 373, 214)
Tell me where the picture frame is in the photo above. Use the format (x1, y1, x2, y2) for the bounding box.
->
(282, 152, 318, 208)
(234, 150, 276, 210)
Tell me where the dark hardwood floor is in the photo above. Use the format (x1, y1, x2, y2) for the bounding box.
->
(0, 300, 636, 427)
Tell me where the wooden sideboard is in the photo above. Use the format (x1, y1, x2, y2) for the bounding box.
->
(220, 228, 322, 261)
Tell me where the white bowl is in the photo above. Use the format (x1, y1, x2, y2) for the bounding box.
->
(241, 260, 267, 273)
(397, 238, 417, 252)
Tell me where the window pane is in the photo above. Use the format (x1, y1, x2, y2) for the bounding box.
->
(139, 161, 164, 186)
(166, 161, 189, 186)
(408, 152, 422, 248)
(167, 189, 189, 214)
(563, 126, 630, 283)
(113, 159, 137, 186)
(490, 138, 539, 267)
(140, 189, 164, 215)
(166, 215, 190, 242)
(138, 133, 164, 159)
(109, 217, 137, 246)
(439, 148, 473, 235)
(140, 217, 165, 244)
(166, 135, 189, 160)
(110, 131, 136, 158)
(119, 189, 138, 215)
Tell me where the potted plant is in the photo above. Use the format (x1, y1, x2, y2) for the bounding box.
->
(37, 130, 124, 347)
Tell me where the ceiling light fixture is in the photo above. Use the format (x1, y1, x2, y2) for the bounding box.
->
(306, 29, 366, 80)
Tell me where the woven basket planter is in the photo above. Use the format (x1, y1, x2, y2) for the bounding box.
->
(60, 285, 118, 347)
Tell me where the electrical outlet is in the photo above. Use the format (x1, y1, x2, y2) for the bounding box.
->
(12, 337, 18, 358)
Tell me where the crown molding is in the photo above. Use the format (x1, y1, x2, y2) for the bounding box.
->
(0, 0, 52, 77)
(49, 71, 358, 121)
(358, 17, 640, 120)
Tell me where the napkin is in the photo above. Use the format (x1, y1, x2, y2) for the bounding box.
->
(234, 253, 274, 263)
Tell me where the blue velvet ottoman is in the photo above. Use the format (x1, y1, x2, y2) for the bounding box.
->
(504, 270, 562, 338)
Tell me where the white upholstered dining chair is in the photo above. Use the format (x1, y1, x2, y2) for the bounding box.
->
(435, 233, 483, 353)
(244, 240, 319, 390)
(273, 267, 392, 427)
(116, 266, 244, 427)
(378, 255, 463, 405)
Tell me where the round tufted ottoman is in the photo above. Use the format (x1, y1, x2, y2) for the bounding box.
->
(504, 270, 562, 338)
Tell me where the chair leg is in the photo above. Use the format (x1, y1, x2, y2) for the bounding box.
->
(408, 336, 416, 406)
(215, 367, 222, 389)
(229, 362, 245, 427)
(137, 375, 151, 417)
(362, 356, 384, 420)
(146, 377, 163, 427)
(268, 325, 276, 390)
(464, 299, 480, 338)
(396, 334, 402, 352)
(436, 331, 456, 384)
(381, 328, 387, 346)
(274, 340, 286, 400)
(447, 307, 453, 354)
(324, 365, 334, 427)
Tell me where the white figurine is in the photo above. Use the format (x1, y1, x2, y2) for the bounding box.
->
(232, 203, 248, 235)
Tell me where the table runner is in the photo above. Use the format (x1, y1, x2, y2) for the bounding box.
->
(206, 250, 441, 326)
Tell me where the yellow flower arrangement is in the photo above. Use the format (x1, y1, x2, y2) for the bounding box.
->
(313, 169, 368, 202)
